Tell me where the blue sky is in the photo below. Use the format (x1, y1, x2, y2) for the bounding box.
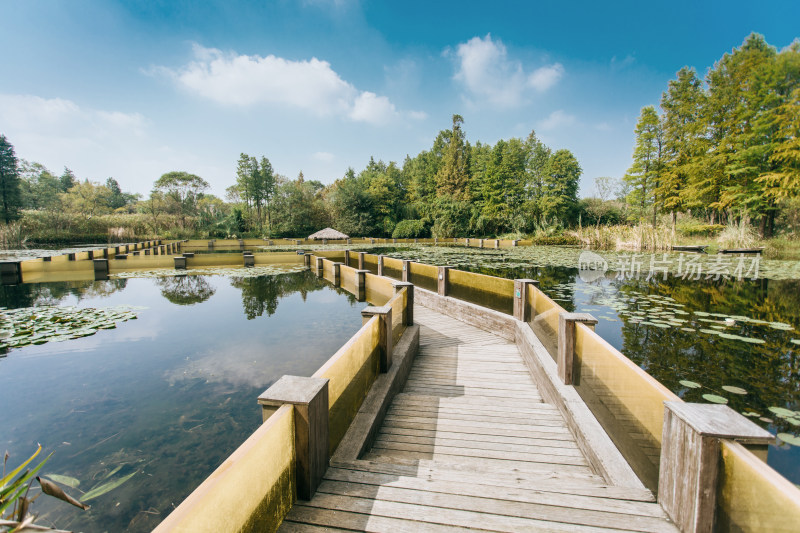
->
(1, 0, 798, 198)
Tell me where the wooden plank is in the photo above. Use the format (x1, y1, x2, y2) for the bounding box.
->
(387, 403, 564, 421)
(283, 506, 478, 533)
(370, 440, 588, 465)
(316, 480, 676, 532)
(329, 461, 654, 501)
(299, 492, 622, 533)
(384, 408, 567, 428)
(373, 433, 583, 455)
(324, 467, 663, 516)
(377, 426, 579, 448)
(362, 450, 595, 477)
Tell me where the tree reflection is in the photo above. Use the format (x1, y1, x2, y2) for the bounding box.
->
(230, 270, 325, 319)
(0, 279, 128, 308)
(156, 275, 216, 306)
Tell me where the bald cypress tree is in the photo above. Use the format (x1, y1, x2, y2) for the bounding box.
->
(0, 135, 22, 223)
(435, 114, 471, 201)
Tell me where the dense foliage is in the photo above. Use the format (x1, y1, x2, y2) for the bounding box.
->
(624, 34, 800, 237)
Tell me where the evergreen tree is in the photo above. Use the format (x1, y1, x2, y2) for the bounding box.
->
(0, 135, 22, 223)
(624, 106, 664, 224)
(435, 114, 470, 200)
(541, 149, 581, 224)
(660, 67, 705, 227)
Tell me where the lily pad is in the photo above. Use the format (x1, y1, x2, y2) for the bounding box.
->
(702, 394, 728, 404)
(777, 433, 800, 447)
(679, 380, 702, 389)
(721, 386, 747, 395)
(768, 407, 796, 418)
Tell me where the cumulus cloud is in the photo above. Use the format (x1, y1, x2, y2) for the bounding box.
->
(452, 34, 564, 108)
(153, 44, 400, 125)
(536, 110, 577, 131)
(0, 94, 146, 138)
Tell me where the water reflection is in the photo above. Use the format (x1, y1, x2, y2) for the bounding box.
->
(155, 275, 216, 306)
(0, 270, 365, 532)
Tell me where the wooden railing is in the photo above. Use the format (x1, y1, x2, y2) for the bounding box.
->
(154, 252, 411, 533)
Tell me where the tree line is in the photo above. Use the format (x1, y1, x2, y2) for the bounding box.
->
(225, 114, 583, 238)
(624, 33, 800, 237)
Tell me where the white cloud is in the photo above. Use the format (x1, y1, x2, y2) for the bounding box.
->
(153, 44, 399, 125)
(0, 94, 146, 138)
(349, 91, 397, 125)
(408, 110, 428, 121)
(313, 151, 335, 162)
(537, 110, 577, 131)
(452, 34, 563, 108)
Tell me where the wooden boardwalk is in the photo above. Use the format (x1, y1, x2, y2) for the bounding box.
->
(280, 306, 677, 532)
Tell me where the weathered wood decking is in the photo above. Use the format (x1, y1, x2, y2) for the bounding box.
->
(280, 306, 677, 532)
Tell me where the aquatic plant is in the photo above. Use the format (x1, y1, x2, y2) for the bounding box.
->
(1, 446, 87, 533)
(0, 222, 28, 250)
(0, 305, 142, 354)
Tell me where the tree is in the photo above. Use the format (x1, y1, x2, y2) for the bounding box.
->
(523, 131, 552, 226)
(540, 149, 581, 224)
(624, 106, 664, 223)
(0, 135, 22, 223)
(153, 171, 210, 229)
(435, 115, 470, 200)
(59, 167, 77, 192)
(61, 180, 112, 218)
(19, 160, 61, 210)
(660, 67, 706, 227)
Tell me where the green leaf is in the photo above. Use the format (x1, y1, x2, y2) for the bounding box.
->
(702, 394, 728, 404)
(81, 471, 137, 501)
(43, 474, 80, 488)
(777, 433, 800, 447)
(721, 386, 747, 395)
(679, 380, 701, 389)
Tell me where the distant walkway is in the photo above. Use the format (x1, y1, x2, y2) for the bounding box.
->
(279, 306, 677, 532)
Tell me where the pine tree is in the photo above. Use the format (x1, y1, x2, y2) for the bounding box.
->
(660, 67, 706, 227)
(0, 135, 22, 223)
(435, 115, 470, 200)
(624, 106, 664, 223)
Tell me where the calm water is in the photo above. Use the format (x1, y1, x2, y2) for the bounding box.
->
(0, 269, 365, 532)
(373, 245, 800, 484)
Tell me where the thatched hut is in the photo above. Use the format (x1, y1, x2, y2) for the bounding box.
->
(308, 228, 349, 240)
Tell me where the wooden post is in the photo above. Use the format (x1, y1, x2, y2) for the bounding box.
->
(392, 238, 397, 243)
(434, 238, 438, 245)
(243, 254, 255, 267)
(0, 262, 22, 285)
(377, 255, 385, 276)
(323, 238, 328, 245)
(357, 252, 365, 270)
(315, 257, 324, 275)
(512, 240, 519, 247)
(361, 306, 393, 372)
(370, 238, 375, 244)
(93, 258, 108, 280)
(478, 239, 484, 248)
(144, 249, 150, 255)
(392, 281, 414, 325)
(174, 256, 187, 269)
(354, 269, 369, 301)
(258, 376, 329, 501)
(658, 402, 774, 533)
(414, 238, 418, 243)
(513, 279, 539, 322)
(208, 240, 214, 249)
(332, 262, 343, 286)
(465, 238, 470, 247)
(132, 251, 140, 256)
(557, 312, 598, 385)
(344, 250, 350, 267)
(437, 266, 451, 296)
(114, 254, 128, 260)
(303, 254, 311, 267)
(494, 239, 500, 248)
(182, 252, 194, 258)
(401, 259, 411, 282)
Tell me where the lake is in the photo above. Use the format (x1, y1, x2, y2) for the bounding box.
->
(0, 268, 365, 532)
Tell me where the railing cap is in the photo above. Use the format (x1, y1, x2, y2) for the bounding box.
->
(258, 375, 328, 406)
(559, 311, 598, 326)
(361, 305, 390, 317)
(391, 281, 413, 288)
(665, 402, 774, 444)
